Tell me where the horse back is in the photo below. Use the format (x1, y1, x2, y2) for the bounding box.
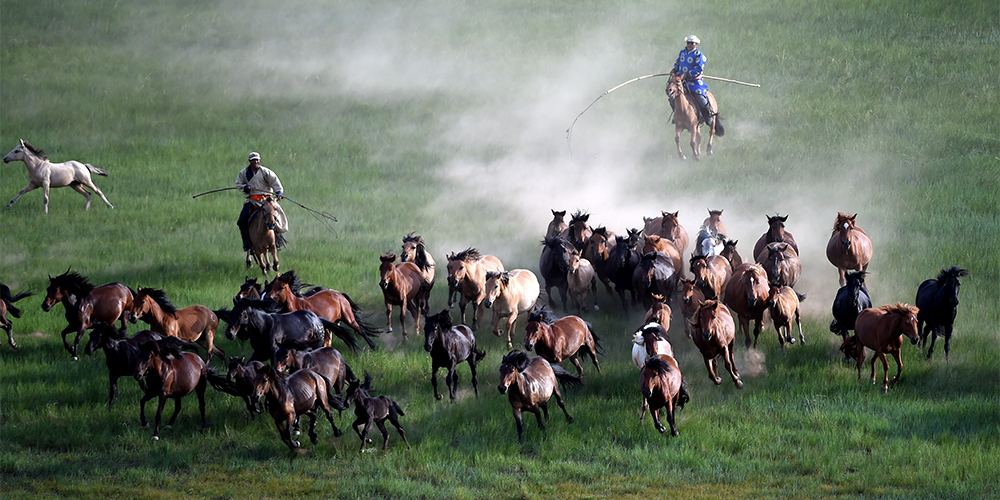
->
(81, 283, 133, 324)
(162, 352, 207, 396)
(287, 369, 326, 413)
(519, 358, 556, 403)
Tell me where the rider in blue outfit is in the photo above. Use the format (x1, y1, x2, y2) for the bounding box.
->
(669, 35, 715, 126)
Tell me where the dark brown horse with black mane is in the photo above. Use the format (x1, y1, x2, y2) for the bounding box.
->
(915, 266, 968, 361)
(605, 228, 642, 314)
(539, 236, 576, 312)
(252, 364, 343, 449)
(342, 372, 410, 452)
(524, 307, 602, 375)
(1, 283, 33, 350)
(84, 322, 164, 408)
(830, 270, 873, 355)
(753, 214, 798, 260)
(42, 269, 135, 360)
(497, 350, 582, 442)
(566, 210, 593, 252)
(423, 309, 484, 400)
(639, 354, 689, 436)
(134, 337, 209, 440)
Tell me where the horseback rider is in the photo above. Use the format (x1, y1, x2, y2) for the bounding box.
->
(236, 152, 283, 252)
(668, 35, 715, 126)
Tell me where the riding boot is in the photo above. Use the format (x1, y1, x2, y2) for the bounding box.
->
(696, 93, 714, 127)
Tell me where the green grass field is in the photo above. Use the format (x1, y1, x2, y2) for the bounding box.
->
(2, 0, 998, 498)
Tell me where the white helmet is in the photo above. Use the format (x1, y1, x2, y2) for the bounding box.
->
(685, 35, 700, 44)
(248, 152, 261, 162)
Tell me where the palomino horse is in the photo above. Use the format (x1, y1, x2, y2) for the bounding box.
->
(689, 299, 743, 388)
(566, 210, 593, 252)
(539, 236, 575, 312)
(400, 232, 436, 294)
(915, 266, 969, 361)
(497, 350, 581, 442)
(631, 322, 674, 370)
(830, 270, 873, 353)
(665, 75, 724, 160)
(689, 254, 732, 301)
(632, 251, 679, 309)
(343, 372, 410, 452)
(252, 365, 342, 449)
(678, 278, 705, 339)
(84, 322, 164, 408)
(446, 248, 504, 331)
(639, 355, 689, 436)
(247, 196, 283, 275)
(605, 229, 642, 314)
(130, 287, 224, 363)
(42, 269, 134, 360)
(264, 270, 379, 350)
(3, 139, 114, 213)
(524, 308, 602, 375)
(378, 253, 428, 339)
(134, 338, 208, 441)
(0, 283, 33, 350)
(422, 309, 485, 400)
(546, 209, 568, 239)
(584, 226, 617, 295)
(483, 269, 541, 348)
(767, 285, 805, 351)
(566, 252, 598, 314)
(753, 214, 799, 261)
(756, 242, 803, 290)
(826, 212, 874, 287)
(721, 239, 743, 271)
(724, 263, 770, 349)
(844, 303, 920, 393)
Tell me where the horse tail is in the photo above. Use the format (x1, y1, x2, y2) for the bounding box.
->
(713, 114, 725, 137)
(343, 361, 359, 386)
(320, 318, 360, 356)
(551, 364, 584, 389)
(392, 400, 405, 417)
(4, 289, 34, 318)
(343, 292, 382, 349)
(796, 291, 807, 302)
(676, 382, 691, 410)
(586, 321, 605, 356)
(205, 368, 242, 396)
(85, 164, 109, 177)
(474, 347, 486, 362)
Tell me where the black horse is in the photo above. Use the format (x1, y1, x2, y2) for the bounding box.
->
(605, 229, 642, 314)
(830, 270, 873, 358)
(423, 309, 485, 400)
(915, 266, 969, 361)
(84, 322, 165, 408)
(1, 283, 34, 350)
(539, 236, 575, 312)
(223, 298, 336, 363)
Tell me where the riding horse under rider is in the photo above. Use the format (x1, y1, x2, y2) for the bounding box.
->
(668, 35, 716, 126)
(235, 152, 284, 252)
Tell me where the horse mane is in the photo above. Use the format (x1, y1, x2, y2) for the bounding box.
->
(234, 297, 282, 313)
(402, 231, 425, 246)
(708, 209, 723, 217)
(878, 302, 919, 317)
(844, 270, 867, 284)
(592, 226, 608, 237)
(527, 307, 558, 325)
(768, 213, 788, 225)
(51, 269, 95, 296)
(262, 365, 292, 402)
(451, 247, 481, 262)
(139, 287, 178, 315)
(642, 356, 674, 376)
(275, 269, 303, 295)
(486, 270, 510, 286)
(21, 141, 48, 160)
(569, 210, 589, 225)
(639, 322, 668, 341)
(937, 266, 969, 282)
(501, 350, 532, 372)
(542, 235, 571, 249)
(426, 309, 453, 330)
(831, 212, 854, 233)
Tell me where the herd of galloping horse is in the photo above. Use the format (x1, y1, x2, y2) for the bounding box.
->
(0, 209, 968, 445)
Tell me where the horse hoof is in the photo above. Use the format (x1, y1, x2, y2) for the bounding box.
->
(292, 441, 300, 448)
(671, 429, 679, 436)
(334, 429, 343, 437)
(435, 394, 443, 401)
(310, 435, 319, 445)
(292, 430, 300, 436)
(151, 435, 159, 441)
(735, 379, 744, 389)
(386, 327, 393, 333)
(71, 356, 78, 361)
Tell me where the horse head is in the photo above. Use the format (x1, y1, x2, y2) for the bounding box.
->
(568, 211, 591, 251)
(483, 271, 507, 309)
(833, 212, 858, 250)
(742, 265, 768, 308)
(446, 248, 480, 288)
(379, 253, 398, 290)
(893, 303, 921, 345)
(497, 350, 531, 394)
(523, 308, 556, 351)
(422, 309, 452, 352)
(767, 214, 789, 241)
(400, 232, 423, 263)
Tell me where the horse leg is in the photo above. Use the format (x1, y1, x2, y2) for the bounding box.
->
(388, 412, 410, 448)
(3, 325, 17, 350)
(139, 390, 156, 428)
(751, 316, 764, 348)
(430, 365, 442, 400)
(306, 410, 319, 445)
(838, 268, 847, 287)
(468, 357, 480, 398)
(944, 325, 953, 362)
(723, 343, 744, 389)
(398, 298, 408, 340)
(357, 418, 374, 452)
(320, 400, 342, 438)
(675, 129, 687, 160)
(107, 374, 119, 408)
(6, 182, 39, 209)
(704, 356, 722, 385)
(165, 394, 183, 429)
(471, 300, 483, 331)
(375, 419, 392, 450)
(666, 401, 678, 436)
(739, 317, 752, 349)
(42, 181, 51, 214)
(890, 350, 904, 386)
(925, 325, 938, 359)
(384, 302, 394, 333)
(68, 182, 93, 210)
(639, 396, 649, 421)
(795, 309, 806, 344)
(152, 395, 171, 440)
(690, 128, 701, 161)
(446, 363, 458, 400)
(511, 408, 525, 442)
(504, 313, 517, 350)
(877, 351, 890, 393)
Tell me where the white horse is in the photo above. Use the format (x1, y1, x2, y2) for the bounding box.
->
(694, 225, 725, 258)
(3, 139, 114, 213)
(631, 322, 674, 370)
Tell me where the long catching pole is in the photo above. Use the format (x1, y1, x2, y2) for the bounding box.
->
(193, 186, 339, 235)
(701, 75, 761, 87)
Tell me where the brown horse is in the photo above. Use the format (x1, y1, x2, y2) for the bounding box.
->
(446, 248, 504, 331)
(235, 277, 263, 301)
(400, 232, 436, 293)
(826, 212, 874, 287)
(1, 283, 33, 350)
(756, 242, 802, 289)
(643, 296, 672, 330)
(546, 209, 568, 239)
(497, 350, 581, 442)
(689, 299, 743, 388)
(379, 253, 428, 339)
(264, 270, 379, 350)
(689, 254, 732, 300)
(226, 356, 267, 417)
(252, 365, 343, 449)
(631, 321, 674, 369)
(422, 309, 484, 400)
(524, 308, 602, 375)
(539, 236, 576, 312)
(720, 239, 743, 271)
(702, 209, 728, 236)
(272, 343, 357, 400)
(639, 354, 689, 436)
(641, 234, 685, 278)
(42, 269, 134, 360)
(665, 75, 723, 160)
(134, 338, 208, 441)
(130, 287, 224, 363)
(753, 213, 799, 260)
(483, 269, 541, 348)
(724, 263, 770, 349)
(84, 322, 164, 408)
(767, 285, 805, 351)
(584, 226, 617, 295)
(566, 210, 593, 252)
(678, 278, 705, 339)
(247, 196, 282, 275)
(844, 303, 920, 393)
(653, 211, 690, 257)
(632, 251, 679, 309)
(566, 253, 599, 314)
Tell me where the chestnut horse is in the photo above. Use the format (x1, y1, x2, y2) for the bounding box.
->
(483, 269, 541, 348)
(400, 232, 436, 293)
(844, 303, 920, 393)
(446, 248, 504, 330)
(566, 210, 593, 252)
(134, 338, 208, 441)
(756, 242, 803, 290)
(702, 209, 728, 236)
(689, 254, 732, 301)
(264, 270, 379, 350)
(826, 212, 873, 286)
(497, 350, 581, 442)
(678, 278, 705, 339)
(566, 252, 598, 314)
(689, 299, 743, 388)
(915, 266, 969, 361)
(631, 322, 674, 370)
(643, 296, 672, 330)
(641, 233, 684, 278)
(753, 213, 798, 259)
(422, 309, 485, 400)
(724, 263, 770, 349)
(247, 196, 283, 275)
(1, 283, 33, 350)
(665, 75, 723, 160)
(720, 239, 743, 271)
(130, 287, 224, 363)
(42, 269, 134, 360)
(584, 226, 617, 295)
(379, 253, 428, 339)
(524, 308, 602, 375)
(646, 211, 689, 257)
(3, 139, 114, 213)
(632, 251, 679, 309)
(767, 285, 805, 351)
(639, 355, 689, 436)
(539, 236, 575, 312)
(252, 365, 343, 449)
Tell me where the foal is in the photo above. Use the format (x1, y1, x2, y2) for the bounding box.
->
(343, 372, 410, 453)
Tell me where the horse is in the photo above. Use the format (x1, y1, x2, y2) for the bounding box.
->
(134, 337, 208, 441)
(826, 212, 873, 287)
(641, 234, 684, 278)
(689, 254, 732, 301)
(767, 285, 805, 351)
(753, 214, 799, 260)
(252, 364, 343, 449)
(130, 287, 224, 363)
(655, 211, 690, 257)
(83, 322, 164, 408)
(524, 307, 602, 375)
(665, 75, 724, 160)
(0, 283, 33, 350)
(264, 270, 379, 350)
(915, 266, 969, 361)
(483, 269, 541, 348)
(235, 277, 263, 301)
(639, 355, 690, 436)
(678, 279, 705, 339)
(584, 226, 617, 295)
(272, 342, 357, 401)
(643, 296, 672, 330)
(844, 303, 920, 393)
(538, 236, 575, 312)
(42, 269, 135, 360)
(720, 239, 743, 271)
(689, 299, 744, 388)
(226, 356, 267, 418)
(631, 322, 674, 370)
(400, 232, 437, 294)
(724, 263, 770, 349)
(342, 372, 410, 452)
(546, 209, 568, 239)
(378, 253, 428, 340)
(497, 350, 582, 442)
(703, 209, 728, 237)
(3, 139, 114, 213)
(566, 253, 598, 314)
(830, 270, 873, 355)
(632, 251, 679, 309)
(224, 298, 333, 361)
(566, 210, 593, 252)
(756, 242, 803, 290)
(694, 226, 725, 258)
(247, 196, 284, 275)
(446, 248, 504, 331)
(422, 309, 485, 400)
(605, 229, 642, 314)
